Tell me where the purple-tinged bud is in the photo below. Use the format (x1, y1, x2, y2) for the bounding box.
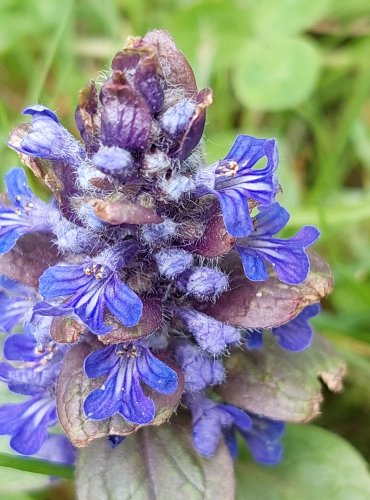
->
(175, 342, 225, 392)
(142, 150, 172, 176)
(159, 174, 195, 201)
(154, 248, 193, 279)
(160, 99, 196, 137)
(8, 105, 85, 165)
(112, 36, 164, 114)
(176, 307, 240, 355)
(176, 266, 229, 301)
(140, 218, 177, 247)
(92, 146, 134, 177)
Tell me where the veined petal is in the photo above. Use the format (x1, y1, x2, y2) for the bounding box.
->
(104, 279, 142, 328)
(39, 265, 91, 298)
(236, 246, 269, 281)
(84, 345, 117, 378)
(216, 190, 253, 238)
(136, 349, 178, 394)
(254, 202, 290, 237)
(239, 416, 285, 465)
(5, 168, 34, 205)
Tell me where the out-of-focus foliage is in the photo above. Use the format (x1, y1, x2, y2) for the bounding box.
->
(0, 0, 370, 498)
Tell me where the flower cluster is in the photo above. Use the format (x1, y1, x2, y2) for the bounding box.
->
(0, 30, 327, 468)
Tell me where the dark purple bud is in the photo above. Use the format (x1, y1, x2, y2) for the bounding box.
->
(176, 266, 229, 301)
(100, 72, 151, 152)
(112, 36, 164, 114)
(92, 146, 134, 177)
(88, 197, 163, 225)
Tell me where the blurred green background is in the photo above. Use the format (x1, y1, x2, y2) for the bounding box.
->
(1, 0, 370, 498)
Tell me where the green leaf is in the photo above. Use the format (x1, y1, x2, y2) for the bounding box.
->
(0, 452, 73, 479)
(249, 0, 331, 38)
(233, 37, 321, 111)
(166, 1, 252, 86)
(218, 334, 346, 422)
(236, 425, 370, 500)
(76, 421, 235, 500)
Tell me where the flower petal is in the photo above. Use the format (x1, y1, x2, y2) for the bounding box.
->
(136, 349, 178, 394)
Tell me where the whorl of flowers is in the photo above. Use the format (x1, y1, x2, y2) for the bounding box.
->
(0, 31, 336, 470)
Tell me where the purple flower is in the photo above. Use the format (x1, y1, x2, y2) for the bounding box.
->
(236, 203, 320, 285)
(0, 395, 57, 455)
(39, 244, 143, 334)
(176, 307, 240, 355)
(8, 105, 84, 165)
(4, 322, 55, 363)
(195, 135, 278, 238)
(174, 342, 225, 392)
(175, 266, 229, 301)
(83, 342, 178, 424)
(0, 168, 56, 254)
(272, 304, 320, 351)
(186, 393, 285, 464)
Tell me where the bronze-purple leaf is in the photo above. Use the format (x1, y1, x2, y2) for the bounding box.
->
(190, 207, 236, 257)
(88, 197, 163, 225)
(75, 81, 101, 155)
(98, 298, 162, 345)
(50, 316, 85, 343)
(202, 252, 333, 329)
(143, 29, 198, 100)
(0, 232, 59, 288)
(76, 419, 235, 500)
(56, 342, 184, 447)
(217, 334, 346, 423)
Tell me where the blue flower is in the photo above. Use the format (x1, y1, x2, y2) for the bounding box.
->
(0, 276, 36, 332)
(39, 245, 143, 334)
(8, 105, 84, 165)
(195, 135, 278, 238)
(236, 202, 320, 285)
(243, 329, 264, 350)
(83, 342, 178, 424)
(0, 168, 56, 254)
(174, 342, 225, 392)
(186, 393, 285, 464)
(176, 307, 240, 355)
(0, 395, 57, 455)
(37, 434, 76, 465)
(0, 334, 65, 456)
(272, 303, 320, 351)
